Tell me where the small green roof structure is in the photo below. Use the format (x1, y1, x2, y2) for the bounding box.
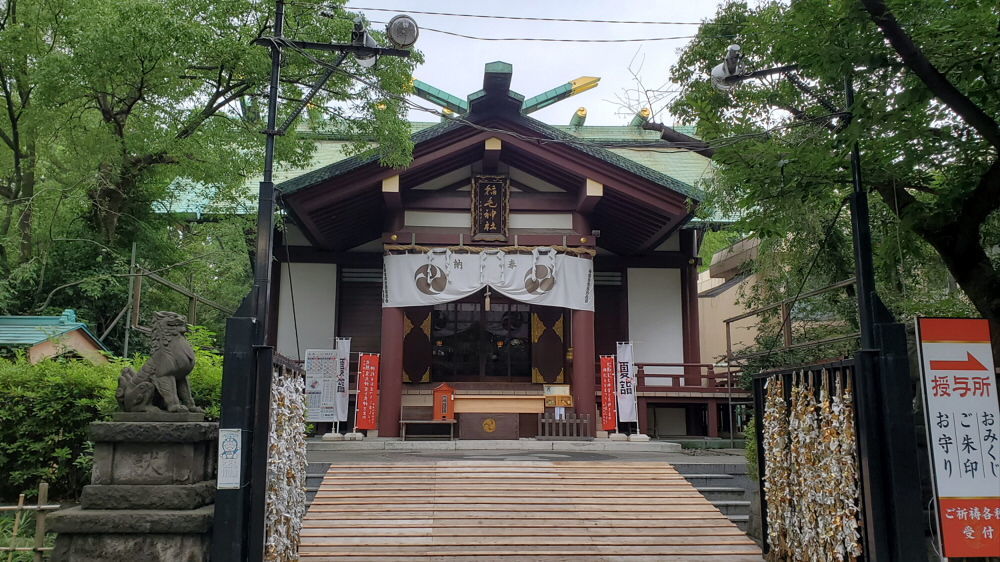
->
(0, 309, 110, 364)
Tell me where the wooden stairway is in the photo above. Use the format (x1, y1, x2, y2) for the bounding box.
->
(299, 461, 762, 561)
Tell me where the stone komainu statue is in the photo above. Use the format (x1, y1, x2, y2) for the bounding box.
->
(116, 311, 202, 413)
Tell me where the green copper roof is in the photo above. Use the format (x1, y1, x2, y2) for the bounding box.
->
(0, 309, 109, 350)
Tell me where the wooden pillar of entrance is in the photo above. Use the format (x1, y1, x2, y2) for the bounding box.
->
(706, 399, 719, 438)
(379, 306, 404, 437)
(571, 309, 596, 435)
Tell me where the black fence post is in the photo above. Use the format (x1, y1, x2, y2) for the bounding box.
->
(874, 321, 926, 561)
(751, 377, 769, 555)
(211, 314, 256, 561)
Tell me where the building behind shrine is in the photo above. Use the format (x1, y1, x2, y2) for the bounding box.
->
(269, 62, 748, 438)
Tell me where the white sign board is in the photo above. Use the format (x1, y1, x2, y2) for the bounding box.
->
(305, 349, 338, 422)
(916, 317, 1000, 559)
(217, 428, 242, 490)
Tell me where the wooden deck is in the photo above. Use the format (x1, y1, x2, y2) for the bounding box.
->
(299, 461, 763, 561)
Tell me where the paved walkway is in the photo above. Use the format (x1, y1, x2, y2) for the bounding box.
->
(299, 460, 762, 561)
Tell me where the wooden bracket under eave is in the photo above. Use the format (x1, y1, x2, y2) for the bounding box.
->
(576, 178, 603, 213)
(483, 137, 501, 173)
(382, 175, 403, 230)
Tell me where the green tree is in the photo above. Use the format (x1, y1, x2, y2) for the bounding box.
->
(0, 0, 419, 343)
(670, 0, 997, 356)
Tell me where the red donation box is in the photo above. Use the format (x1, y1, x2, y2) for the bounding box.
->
(433, 383, 455, 421)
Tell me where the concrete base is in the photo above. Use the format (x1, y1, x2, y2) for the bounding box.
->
(595, 430, 609, 439)
(366, 429, 379, 438)
(344, 432, 364, 441)
(321, 432, 345, 441)
(608, 432, 628, 441)
(629, 433, 651, 442)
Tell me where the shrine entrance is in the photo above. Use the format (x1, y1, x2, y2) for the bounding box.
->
(430, 291, 532, 382)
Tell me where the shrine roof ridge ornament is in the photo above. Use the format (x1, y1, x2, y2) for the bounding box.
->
(276, 63, 702, 203)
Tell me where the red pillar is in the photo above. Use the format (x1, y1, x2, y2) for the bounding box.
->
(378, 306, 404, 437)
(706, 399, 719, 438)
(571, 309, 596, 435)
(638, 397, 649, 435)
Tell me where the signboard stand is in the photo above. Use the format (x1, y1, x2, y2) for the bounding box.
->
(916, 317, 1000, 560)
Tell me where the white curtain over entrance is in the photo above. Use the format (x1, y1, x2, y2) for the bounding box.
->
(383, 247, 594, 311)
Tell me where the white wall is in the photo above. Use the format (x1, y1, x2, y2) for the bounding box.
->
(277, 262, 337, 359)
(627, 268, 685, 375)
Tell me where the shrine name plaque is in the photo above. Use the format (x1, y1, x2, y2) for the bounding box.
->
(471, 175, 509, 241)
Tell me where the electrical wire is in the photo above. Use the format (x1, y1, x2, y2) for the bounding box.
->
(344, 5, 717, 26)
(744, 196, 852, 369)
(275, 37, 846, 154)
(278, 194, 303, 361)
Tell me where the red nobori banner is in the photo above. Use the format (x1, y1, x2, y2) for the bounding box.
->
(916, 318, 1000, 559)
(600, 355, 618, 431)
(355, 353, 380, 430)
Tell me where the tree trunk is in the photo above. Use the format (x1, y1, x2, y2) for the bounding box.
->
(916, 220, 1000, 364)
(18, 140, 35, 261)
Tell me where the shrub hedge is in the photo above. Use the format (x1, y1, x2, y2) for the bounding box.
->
(0, 329, 222, 501)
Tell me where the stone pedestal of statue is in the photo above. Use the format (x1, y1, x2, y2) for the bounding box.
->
(48, 419, 217, 562)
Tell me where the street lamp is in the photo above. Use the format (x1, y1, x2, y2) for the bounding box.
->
(213, 3, 418, 560)
(712, 47, 924, 562)
(710, 45, 878, 349)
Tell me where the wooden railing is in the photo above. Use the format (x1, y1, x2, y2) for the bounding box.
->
(537, 412, 592, 441)
(0, 482, 59, 561)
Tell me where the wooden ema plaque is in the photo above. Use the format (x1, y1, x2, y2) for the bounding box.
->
(432, 383, 455, 421)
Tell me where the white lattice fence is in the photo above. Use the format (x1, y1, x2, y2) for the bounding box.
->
(265, 360, 307, 561)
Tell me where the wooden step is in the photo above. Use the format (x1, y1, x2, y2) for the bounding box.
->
(299, 461, 762, 560)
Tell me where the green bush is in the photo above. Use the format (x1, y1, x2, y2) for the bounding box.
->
(0, 356, 118, 501)
(0, 327, 223, 501)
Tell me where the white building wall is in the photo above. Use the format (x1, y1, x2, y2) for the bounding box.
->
(276, 262, 337, 359)
(626, 268, 685, 379)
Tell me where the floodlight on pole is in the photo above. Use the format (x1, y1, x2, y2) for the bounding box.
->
(386, 15, 419, 49)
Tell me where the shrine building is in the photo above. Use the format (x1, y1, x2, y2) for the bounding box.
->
(271, 62, 741, 439)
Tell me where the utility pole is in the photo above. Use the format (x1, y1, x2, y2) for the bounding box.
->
(212, 3, 417, 560)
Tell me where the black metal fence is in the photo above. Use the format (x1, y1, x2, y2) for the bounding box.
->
(752, 358, 869, 560)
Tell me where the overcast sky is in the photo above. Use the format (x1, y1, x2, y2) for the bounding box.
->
(348, 1, 727, 126)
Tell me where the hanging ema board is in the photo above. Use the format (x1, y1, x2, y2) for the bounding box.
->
(916, 317, 1000, 559)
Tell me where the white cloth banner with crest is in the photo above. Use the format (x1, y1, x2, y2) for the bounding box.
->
(382, 248, 594, 311)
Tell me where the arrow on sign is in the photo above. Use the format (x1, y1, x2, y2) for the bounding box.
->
(929, 352, 988, 371)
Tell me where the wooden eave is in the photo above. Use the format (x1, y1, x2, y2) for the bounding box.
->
(279, 76, 700, 254)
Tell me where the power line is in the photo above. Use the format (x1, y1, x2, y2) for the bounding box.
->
(417, 26, 702, 43)
(344, 5, 731, 26)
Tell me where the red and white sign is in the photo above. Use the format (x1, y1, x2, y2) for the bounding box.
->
(600, 355, 618, 431)
(916, 318, 1000, 559)
(355, 353, 380, 430)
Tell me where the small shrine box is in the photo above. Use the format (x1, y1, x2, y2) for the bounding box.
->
(433, 383, 456, 420)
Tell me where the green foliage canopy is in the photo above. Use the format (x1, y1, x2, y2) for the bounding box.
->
(671, 1, 998, 349)
(0, 0, 420, 345)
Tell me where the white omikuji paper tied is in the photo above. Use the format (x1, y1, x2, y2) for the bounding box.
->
(382, 247, 594, 311)
(334, 337, 351, 422)
(616, 342, 639, 423)
(304, 349, 337, 422)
